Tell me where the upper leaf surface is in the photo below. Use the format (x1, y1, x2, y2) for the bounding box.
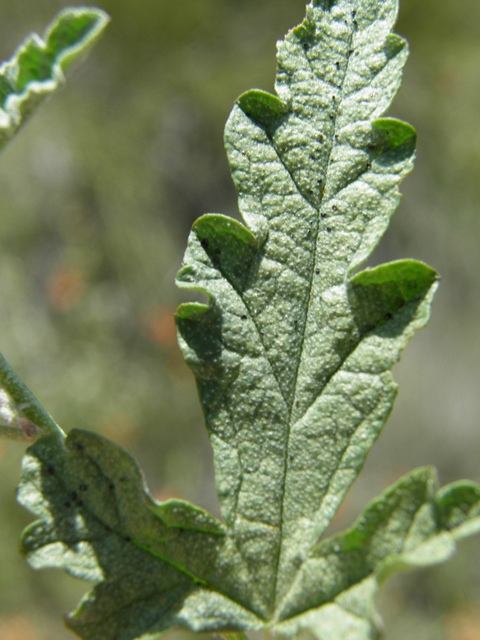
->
(0, 6, 109, 151)
(176, 0, 435, 614)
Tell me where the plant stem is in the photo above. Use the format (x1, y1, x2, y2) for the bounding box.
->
(0, 350, 64, 441)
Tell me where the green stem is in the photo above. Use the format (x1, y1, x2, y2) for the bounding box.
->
(0, 350, 64, 441)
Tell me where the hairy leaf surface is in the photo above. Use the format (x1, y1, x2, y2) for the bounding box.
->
(15, 1, 480, 639)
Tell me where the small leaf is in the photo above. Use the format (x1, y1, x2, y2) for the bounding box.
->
(0, 6, 109, 150)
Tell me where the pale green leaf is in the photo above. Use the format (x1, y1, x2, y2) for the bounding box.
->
(0, 6, 109, 151)
(15, 1, 480, 639)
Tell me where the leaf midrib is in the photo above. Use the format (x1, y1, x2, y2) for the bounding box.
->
(269, 10, 358, 610)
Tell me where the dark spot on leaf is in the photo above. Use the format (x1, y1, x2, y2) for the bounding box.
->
(75, 443, 84, 452)
(353, 19, 358, 28)
(318, 134, 324, 143)
(367, 143, 376, 150)
(200, 238, 209, 250)
(352, 9, 357, 17)
(47, 465, 55, 475)
(241, 315, 247, 321)
(335, 61, 340, 69)
(315, 268, 320, 275)
(64, 501, 72, 509)
(77, 499, 83, 507)
(289, 455, 295, 462)
(178, 527, 185, 533)
(321, 212, 327, 218)
(109, 483, 115, 491)
(71, 491, 78, 501)
(332, 205, 338, 212)
(79, 483, 88, 491)
(310, 153, 316, 160)
(366, 162, 372, 170)
(125, 536, 131, 542)
(329, 113, 334, 120)
(295, 400, 300, 408)
(326, 227, 332, 233)
(303, 43, 309, 51)
(349, 49, 354, 56)
(335, 135, 339, 142)
(317, 178, 323, 184)
(385, 313, 393, 320)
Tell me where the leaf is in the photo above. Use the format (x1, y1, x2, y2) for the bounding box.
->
(175, 0, 438, 613)
(0, 6, 109, 151)
(16, 1, 480, 639)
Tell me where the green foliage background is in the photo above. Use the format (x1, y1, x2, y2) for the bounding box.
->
(0, 0, 479, 638)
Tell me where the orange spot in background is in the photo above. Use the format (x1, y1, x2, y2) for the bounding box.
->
(0, 615, 39, 640)
(140, 306, 177, 348)
(445, 607, 480, 640)
(100, 414, 140, 447)
(47, 266, 86, 311)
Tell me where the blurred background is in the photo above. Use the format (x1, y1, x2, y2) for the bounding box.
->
(0, 0, 479, 638)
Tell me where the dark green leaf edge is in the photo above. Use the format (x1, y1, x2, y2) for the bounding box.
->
(0, 6, 110, 150)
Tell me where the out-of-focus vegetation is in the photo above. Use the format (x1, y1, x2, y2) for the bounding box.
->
(0, 0, 479, 638)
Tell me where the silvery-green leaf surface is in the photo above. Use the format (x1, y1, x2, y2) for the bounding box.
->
(16, 1, 480, 639)
(0, 6, 109, 151)
(176, 0, 437, 615)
